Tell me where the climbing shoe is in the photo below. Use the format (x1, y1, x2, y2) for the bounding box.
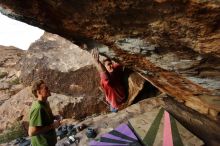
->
(67, 124, 76, 136)
(86, 127, 97, 138)
(56, 125, 68, 139)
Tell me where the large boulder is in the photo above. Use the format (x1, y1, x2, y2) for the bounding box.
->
(18, 32, 108, 119)
(19, 32, 100, 97)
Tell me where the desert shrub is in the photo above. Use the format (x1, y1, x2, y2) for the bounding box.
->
(0, 122, 26, 144)
(0, 71, 8, 79)
(10, 77, 20, 85)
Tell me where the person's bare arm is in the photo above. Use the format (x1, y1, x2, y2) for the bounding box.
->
(28, 120, 61, 136)
(91, 48, 107, 73)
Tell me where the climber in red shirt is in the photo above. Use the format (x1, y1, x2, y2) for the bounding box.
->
(92, 48, 126, 112)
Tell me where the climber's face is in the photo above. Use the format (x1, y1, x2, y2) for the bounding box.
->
(104, 60, 114, 73)
(37, 83, 51, 99)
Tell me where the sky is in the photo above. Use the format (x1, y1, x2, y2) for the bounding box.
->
(0, 13, 44, 50)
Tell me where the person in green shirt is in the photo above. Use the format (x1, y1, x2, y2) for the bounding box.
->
(28, 80, 62, 146)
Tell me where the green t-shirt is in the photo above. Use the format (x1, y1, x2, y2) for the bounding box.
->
(29, 101, 57, 146)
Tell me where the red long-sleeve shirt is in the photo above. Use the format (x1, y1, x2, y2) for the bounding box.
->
(100, 64, 126, 109)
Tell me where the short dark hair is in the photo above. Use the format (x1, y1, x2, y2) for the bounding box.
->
(102, 57, 111, 64)
(32, 80, 44, 98)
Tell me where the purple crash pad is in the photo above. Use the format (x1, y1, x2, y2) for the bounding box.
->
(89, 123, 142, 146)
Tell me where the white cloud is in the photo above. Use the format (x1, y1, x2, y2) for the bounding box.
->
(0, 13, 44, 50)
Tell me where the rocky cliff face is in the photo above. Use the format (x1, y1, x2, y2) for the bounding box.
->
(0, 46, 25, 106)
(0, 46, 25, 132)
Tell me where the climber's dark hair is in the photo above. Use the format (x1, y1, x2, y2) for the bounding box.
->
(32, 79, 44, 98)
(102, 57, 112, 64)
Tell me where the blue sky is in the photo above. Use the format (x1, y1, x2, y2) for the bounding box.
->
(0, 13, 44, 50)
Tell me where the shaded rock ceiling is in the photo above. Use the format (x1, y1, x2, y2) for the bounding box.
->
(0, 0, 219, 120)
(0, 0, 220, 55)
